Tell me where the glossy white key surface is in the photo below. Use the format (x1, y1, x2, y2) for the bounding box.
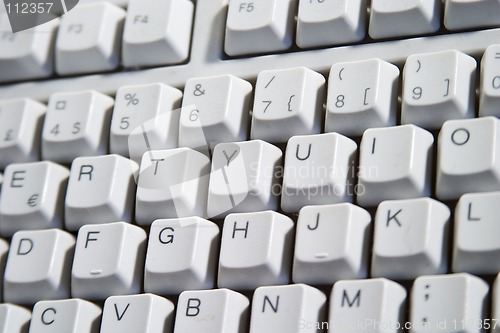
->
(135, 148, 210, 224)
(296, 0, 367, 48)
(29, 299, 101, 333)
(71, 222, 147, 300)
(444, 0, 500, 30)
(357, 124, 434, 207)
(293, 203, 371, 285)
(123, 0, 193, 67)
(453, 191, 500, 274)
(144, 217, 220, 294)
(207, 140, 282, 218)
(251, 67, 325, 143)
(174, 289, 249, 333)
(42, 90, 114, 164)
(436, 117, 500, 200)
(402, 50, 477, 129)
(65, 155, 137, 231)
(0, 99, 45, 169)
(225, 0, 297, 56)
(55, 3, 125, 75)
(179, 75, 252, 153)
(218, 211, 294, 290)
(325, 59, 399, 136)
(479, 44, 500, 117)
(0, 304, 31, 333)
(281, 133, 357, 213)
(0, 162, 68, 236)
(101, 294, 174, 333)
(410, 273, 489, 333)
(4, 229, 75, 304)
(371, 198, 450, 280)
(249, 284, 326, 333)
(0, 238, 8, 301)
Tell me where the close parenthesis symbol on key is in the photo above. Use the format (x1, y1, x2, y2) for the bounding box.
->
(416, 60, 422, 73)
(27, 194, 39, 207)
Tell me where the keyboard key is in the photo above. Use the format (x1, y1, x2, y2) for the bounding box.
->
(144, 217, 220, 295)
(55, 3, 125, 75)
(4, 229, 75, 304)
(0, 238, 8, 300)
(325, 59, 399, 136)
(296, 0, 367, 48)
(65, 155, 137, 231)
(492, 273, 500, 333)
(225, 0, 297, 56)
(218, 211, 293, 290)
(371, 198, 450, 280)
(101, 294, 174, 333)
(357, 124, 434, 207)
(479, 44, 500, 117)
(293, 203, 371, 285)
(251, 67, 325, 143)
(281, 133, 357, 213)
(0, 161, 69, 236)
(30, 299, 101, 333)
(369, 0, 441, 39)
(249, 284, 326, 333)
(410, 273, 489, 333)
(123, 0, 194, 67)
(329, 278, 407, 333)
(0, 99, 45, 169)
(42, 90, 114, 164)
(444, 0, 500, 30)
(136, 148, 210, 225)
(207, 140, 282, 218)
(179, 75, 252, 153)
(436, 117, 500, 200)
(110, 83, 182, 162)
(174, 289, 249, 333)
(0, 304, 31, 333)
(402, 50, 477, 129)
(453, 191, 500, 274)
(71, 222, 147, 300)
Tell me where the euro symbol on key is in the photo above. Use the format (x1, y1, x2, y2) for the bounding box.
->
(27, 194, 38, 207)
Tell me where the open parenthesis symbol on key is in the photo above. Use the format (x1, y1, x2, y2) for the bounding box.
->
(339, 68, 344, 80)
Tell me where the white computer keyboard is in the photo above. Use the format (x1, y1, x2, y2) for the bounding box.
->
(1, 0, 500, 332)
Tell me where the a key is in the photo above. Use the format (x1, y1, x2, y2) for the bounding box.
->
(42, 90, 114, 164)
(251, 67, 325, 143)
(0, 99, 45, 168)
(110, 83, 182, 162)
(410, 273, 489, 333)
(4, 229, 75, 304)
(29, 299, 102, 333)
(65, 154, 137, 231)
(453, 191, 500, 274)
(55, 3, 125, 75)
(0, 161, 69, 236)
(329, 278, 407, 333)
(101, 294, 174, 333)
(492, 273, 500, 333)
(207, 140, 282, 219)
(135, 148, 211, 225)
(371, 198, 451, 280)
(225, 0, 297, 56)
(179, 75, 253, 153)
(357, 124, 434, 207)
(218, 211, 294, 290)
(0, 238, 7, 300)
(293, 203, 371, 285)
(402, 50, 477, 129)
(144, 217, 220, 295)
(325, 59, 399, 136)
(479, 44, 500, 117)
(296, 0, 367, 48)
(174, 289, 249, 333)
(123, 0, 193, 67)
(71, 222, 147, 300)
(436, 117, 500, 200)
(249, 284, 326, 333)
(369, 0, 441, 39)
(444, 0, 500, 30)
(281, 133, 357, 213)
(0, 304, 31, 333)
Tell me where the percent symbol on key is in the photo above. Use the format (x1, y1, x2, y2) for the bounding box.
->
(125, 93, 139, 106)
